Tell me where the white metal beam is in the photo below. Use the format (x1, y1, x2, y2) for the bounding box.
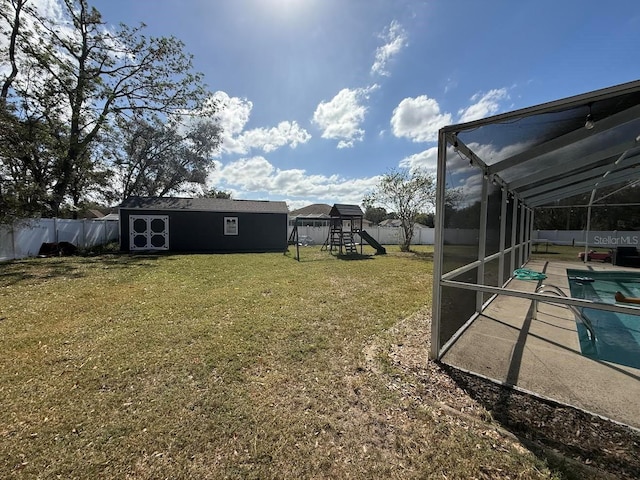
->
(527, 170, 638, 207)
(430, 129, 449, 360)
(516, 158, 638, 199)
(441, 79, 640, 135)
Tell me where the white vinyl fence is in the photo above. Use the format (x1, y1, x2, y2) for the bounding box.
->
(288, 227, 638, 249)
(288, 225, 435, 246)
(0, 218, 119, 261)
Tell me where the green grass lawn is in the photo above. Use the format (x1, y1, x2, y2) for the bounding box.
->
(531, 243, 614, 262)
(0, 246, 561, 479)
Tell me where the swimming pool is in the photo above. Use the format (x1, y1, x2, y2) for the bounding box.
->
(567, 269, 640, 369)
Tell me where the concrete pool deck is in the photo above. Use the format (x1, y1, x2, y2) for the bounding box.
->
(441, 259, 640, 429)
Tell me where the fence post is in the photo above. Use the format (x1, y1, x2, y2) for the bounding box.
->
(11, 220, 16, 260)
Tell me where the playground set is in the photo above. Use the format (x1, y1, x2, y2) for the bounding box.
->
(288, 204, 386, 261)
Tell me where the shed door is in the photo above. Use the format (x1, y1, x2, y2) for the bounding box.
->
(129, 215, 169, 251)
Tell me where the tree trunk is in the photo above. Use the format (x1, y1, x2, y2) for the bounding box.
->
(401, 222, 414, 252)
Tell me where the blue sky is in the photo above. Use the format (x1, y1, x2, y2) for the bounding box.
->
(81, 1, 640, 208)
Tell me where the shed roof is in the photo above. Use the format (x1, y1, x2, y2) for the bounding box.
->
(330, 204, 364, 217)
(119, 196, 289, 214)
(441, 79, 640, 208)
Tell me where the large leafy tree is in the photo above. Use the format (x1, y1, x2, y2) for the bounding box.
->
(0, 0, 36, 220)
(0, 0, 220, 218)
(105, 114, 222, 201)
(363, 205, 387, 225)
(534, 184, 640, 231)
(0, 106, 66, 219)
(414, 212, 434, 227)
(199, 188, 232, 199)
(364, 168, 437, 251)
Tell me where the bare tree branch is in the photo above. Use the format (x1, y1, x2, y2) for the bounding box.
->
(1, 0, 28, 100)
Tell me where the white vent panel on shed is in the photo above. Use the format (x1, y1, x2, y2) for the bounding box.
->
(129, 215, 169, 251)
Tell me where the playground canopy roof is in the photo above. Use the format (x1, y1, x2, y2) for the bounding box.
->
(440, 79, 640, 207)
(329, 204, 364, 217)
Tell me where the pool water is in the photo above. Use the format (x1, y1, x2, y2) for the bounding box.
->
(567, 269, 640, 369)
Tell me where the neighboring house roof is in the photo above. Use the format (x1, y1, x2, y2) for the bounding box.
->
(101, 213, 120, 221)
(362, 219, 375, 228)
(289, 204, 374, 227)
(330, 204, 363, 217)
(85, 209, 105, 218)
(119, 196, 289, 214)
(289, 203, 332, 218)
(379, 219, 402, 227)
(378, 219, 427, 228)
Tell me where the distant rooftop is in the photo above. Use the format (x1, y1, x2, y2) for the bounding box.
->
(379, 219, 427, 228)
(289, 203, 332, 218)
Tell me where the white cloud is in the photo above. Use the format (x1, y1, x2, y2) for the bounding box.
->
(213, 91, 253, 138)
(443, 140, 533, 179)
(444, 77, 458, 94)
(212, 91, 311, 155)
(391, 95, 453, 143)
(208, 156, 380, 205)
(398, 147, 439, 173)
(390, 88, 510, 144)
(312, 85, 378, 148)
(459, 172, 484, 202)
(371, 20, 408, 77)
(457, 88, 509, 123)
(32, 0, 65, 22)
(442, 140, 535, 207)
(467, 140, 535, 176)
(446, 146, 474, 175)
(237, 121, 311, 153)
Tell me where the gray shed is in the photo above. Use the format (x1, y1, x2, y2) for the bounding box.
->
(119, 196, 289, 253)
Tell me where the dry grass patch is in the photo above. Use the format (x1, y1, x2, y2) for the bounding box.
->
(1, 247, 562, 478)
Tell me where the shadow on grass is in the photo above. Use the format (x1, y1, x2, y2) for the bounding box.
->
(0, 254, 162, 288)
(283, 250, 332, 263)
(336, 253, 374, 261)
(0, 260, 83, 287)
(409, 250, 434, 261)
(440, 364, 640, 480)
(283, 249, 376, 263)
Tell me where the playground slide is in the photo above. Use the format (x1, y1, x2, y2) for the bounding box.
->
(358, 230, 386, 255)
